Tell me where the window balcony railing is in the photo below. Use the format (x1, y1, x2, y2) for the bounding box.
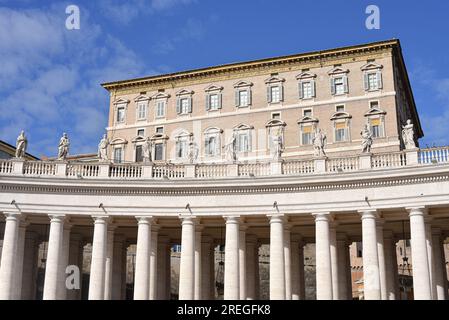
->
(1, 147, 448, 180)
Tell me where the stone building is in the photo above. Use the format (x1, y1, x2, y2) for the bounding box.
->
(0, 39, 448, 301)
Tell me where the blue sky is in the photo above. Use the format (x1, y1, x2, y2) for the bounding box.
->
(1, 0, 449, 157)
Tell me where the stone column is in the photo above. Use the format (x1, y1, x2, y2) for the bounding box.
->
(209, 243, 215, 300)
(167, 242, 172, 300)
(383, 231, 397, 300)
(149, 225, 159, 300)
(376, 220, 387, 300)
(88, 215, 109, 300)
(290, 234, 302, 300)
(329, 224, 339, 300)
(157, 236, 169, 300)
(254, 242, 260, 299)
(56, 222, 71, 300)
(21, 231, 39, 300)
(121, 243, 129, 300)
(224, 216, 240, 300)
(359, 210, 381, 300)
(284, 225, 292, 300)
(104, 225, 116, 300)
(67, 233, 83, 300)
(345, 241, 353, 299)
(425, 219, 436, 299)
(13, 221, 27, 299)
(194, 225, 203, 300)
(43, 214, 65, 300)
(0, 212, 21, 300)
(313, 212, 333, 300)
(336, 233, 349, 300)
(200, 236, 212, 300)
(269, 214, 285, 300)
(407, 207, 432, 300)
(431, 228, 447, 300)
(245, 235, 257, 300)
(179, 216, 196, 300)
(239, 225, 247, 300)
(134, 216, 153, 300)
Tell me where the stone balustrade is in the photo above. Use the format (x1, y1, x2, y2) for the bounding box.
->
(1, 147, 449, 180)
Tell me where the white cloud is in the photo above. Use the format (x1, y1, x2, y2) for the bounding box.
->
(0, 5, 156, 157)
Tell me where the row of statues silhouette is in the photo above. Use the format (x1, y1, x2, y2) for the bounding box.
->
(14, 119, 417, 162)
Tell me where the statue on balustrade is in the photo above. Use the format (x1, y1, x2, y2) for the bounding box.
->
(361, 124, 373, 153)
(224, 131, 238, 162)
(97, 134, 109, 161)
(402, 119, 416, 149)
(272, 127, 284, 161)
(15, 130, 27, 159)
(142, 137, 153, 163)
(313, 128, 327, 157)
(188, 140, 199, 164)
(57, 133, 70, 161)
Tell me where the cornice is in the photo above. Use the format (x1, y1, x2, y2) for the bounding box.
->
(102, 40, 398, 93)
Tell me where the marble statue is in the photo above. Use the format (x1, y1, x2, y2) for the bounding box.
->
(402, 119, 416, 149)
(187, 141, 199, 164)
(272, 127, 284, 160)
(361, 124, 373, 153)
(142, 137, 153, 163)
(97, 134, 109, 161)
(224, 132, 238, 162)
(57, 133, 70, 161)
(313, 129, 327, 157)
(15, 130, 27, 158)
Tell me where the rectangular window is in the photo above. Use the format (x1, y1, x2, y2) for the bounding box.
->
(114, 148, 123, 163)
(370, 118, 382, 138)
(205, 136, 217, 156)
(137, 129, 144, 137)
(137, 102, 146, 120)
(154, 143, 163, 161)
(209, 94, 219, 110)
(135, 145, 143, 162)
(303, 109, 312, 117)
(117, 107, 125, 123)
(156, 126, 164, 133)
(302, 81, 313, 99)
(334, 77, 345, 95)
(239, 90, 248, 107)
(237, 133, 250, 152)
(270, 86, 280, 103)
(301, 126, 313, 145)
(272, 113, 280, 119)
(367, 73, 378, 90)
(180, 98, 189, 114)
(176, 141, 187, 158)
(370, 101, 379, 109)
(335, 122, 347, 142)
(336, 105, 345, 112)
(156, 101, 166, 118)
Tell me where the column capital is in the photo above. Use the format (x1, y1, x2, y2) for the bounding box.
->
(223, 215, 240, 224)
(268, 214, 285, 224)
(48, 214, 66, 223)
(92, 214, 110, 224)
(312, 211, 332, 222)
(2, 211, 22, 221)
(406, 206, 428, 216)
(136, 216, 154, 224)
(358, 209, 379, 220)
(179, 214, 197, 223)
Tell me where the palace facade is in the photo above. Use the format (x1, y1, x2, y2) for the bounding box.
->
(0, 39, 448, 301)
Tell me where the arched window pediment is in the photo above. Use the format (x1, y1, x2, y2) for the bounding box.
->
(112, 98, 130, 105)
(150, 133, 169, 141)
(266, 119, 286, 128)
(110, 137, 128, 145)
(204, 127, 223, 134)
(364, 107, 387, 117)
(330, 111, 352, 120)
(131, 135, 146, 143)
(297, 116, 319, 124)
(176, 89, 194, 96)
(233, 123, 254, 131)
